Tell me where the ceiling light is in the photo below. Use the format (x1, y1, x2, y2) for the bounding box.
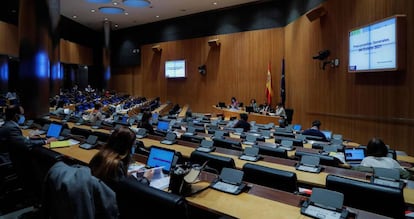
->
(99, 7, 125, 14)
(123, 0, 151, 7)
(86, 0, 111, 3)
(91, 9, 96, 12)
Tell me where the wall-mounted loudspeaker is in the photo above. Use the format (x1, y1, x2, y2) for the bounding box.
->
(198, 65, 206, 75)
(306, 6, 327, 22)
(208, 39, 220, 47)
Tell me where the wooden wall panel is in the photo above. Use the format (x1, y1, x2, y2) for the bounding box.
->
(110, 0, 414, 155)
(285, 0, 414, 155)
(0, 21, 18, 56)
(60, 39, 93, 65)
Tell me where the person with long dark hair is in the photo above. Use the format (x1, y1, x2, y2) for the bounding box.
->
(89, 126, 153, 188)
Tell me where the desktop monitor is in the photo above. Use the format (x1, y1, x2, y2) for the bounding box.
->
(245, 106, 254, 113)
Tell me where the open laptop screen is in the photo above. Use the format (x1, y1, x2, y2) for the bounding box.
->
(157, 120, 169, 132)
(344, 148, 366, 162)
(321, 130, 332, 140)
(46, 123, 63, 138)
(146, 146, 175, 173)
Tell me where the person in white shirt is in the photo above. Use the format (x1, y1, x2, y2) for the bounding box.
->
(358, 137, 410, 179)
(275, 102, 286, 118)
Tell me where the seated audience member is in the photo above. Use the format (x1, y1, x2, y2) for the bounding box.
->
(301, 120, 327, 141)
(229, 97, 239, 109)
(89, 126, 153, 189)
(259, 101, 271, 114)
(355, 137, 411, 179)
(233, 113, 251, 132)
(88, 102, 105, 123)
(0, 105, 57, 152)
(250, 99, 258, 112)
(85, 84, 95, 93)
(137, 111, 154, 135)
(274, 102, 286, 118)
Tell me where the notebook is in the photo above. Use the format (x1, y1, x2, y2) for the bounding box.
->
(344, 148, 366, 166)
(146, 146, 176, 173)
(46, 123, 63, 138)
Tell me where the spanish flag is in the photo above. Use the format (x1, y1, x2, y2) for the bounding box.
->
(266, 62, 273, 105)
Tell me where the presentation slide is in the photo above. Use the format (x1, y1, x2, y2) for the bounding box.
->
(165, 60, 186, 78)
(349, 17, 396, 71)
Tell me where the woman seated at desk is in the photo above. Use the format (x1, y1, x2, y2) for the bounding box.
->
(274, 102, 286, 118)
(353, 137, 411, 179)
(229, 97, 239, 110)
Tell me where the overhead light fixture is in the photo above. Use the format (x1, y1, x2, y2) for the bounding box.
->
(99, 7, 125, 14)
(123, 0, 151, 7)
(86, 0, 111, 3)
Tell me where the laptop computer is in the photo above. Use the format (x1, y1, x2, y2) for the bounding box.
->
(156, 120, 170, 133)
(46, 123, 63, 138)
(239, 146, 260, 162)
(136, 128, 147, 139)
(210, 167, 246, 195)
(321, 130, 333, 141)
(196, 139, 215, 153)
(79, 135, 99, 150)
(146, 146, 176, 174)
(243, 134, 257, 145)
(344, 148, 366, 166)
(160, 132, 177, 145)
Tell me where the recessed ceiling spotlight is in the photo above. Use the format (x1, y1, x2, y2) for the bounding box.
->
(113, 2, 118, 5)
(104, 17, 108, 21)
(123, 0, 151, 7)
(114, 24, 119, 28)
(125, 12, 129, 15)
(99, 7, 125, 14)
(91, 9, 96, 12)
(213, 2, 217, 5)
(72, 15, 77, 18)
(155, 15, 159, 18)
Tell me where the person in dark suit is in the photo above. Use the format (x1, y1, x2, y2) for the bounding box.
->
(0, 105, 56, 153)
(233, 113, 251, 132)
(301, 120, 327, 141)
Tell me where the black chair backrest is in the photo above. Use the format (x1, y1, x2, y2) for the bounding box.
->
(255, 145, 288, 159)
(70, 127, 93, 138)
(190, 150, 235, 173)
(212, 138, 242, 151)
(274, 136, 303, 147)
(285, 108, 294, 124)
(115, 177, 188, 219)
(325, 174, 405, 219)
(92, 131, 110, 142)
(242, 163, 297, 193)
(294, 151, 340, 167)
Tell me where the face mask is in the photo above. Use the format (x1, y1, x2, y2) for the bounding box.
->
(17, 115, 25, 124)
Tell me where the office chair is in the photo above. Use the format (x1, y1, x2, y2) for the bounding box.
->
(326, 174, 405, 219)
(285, 108, 294, 124)
(70, 127, 93, 138)
(254, 145, 288, 159)
(115, 177, 189, 219)
(190, 150, 236, 174)
(242, 163, 298, 193)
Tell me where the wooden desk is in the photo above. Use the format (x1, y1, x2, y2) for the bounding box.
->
(152, 103, 171, 115)
(212, 106, 281, 125)
(178, 104, 189, 118)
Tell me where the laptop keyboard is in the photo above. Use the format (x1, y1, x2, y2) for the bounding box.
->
(212, 181, 238, 194)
